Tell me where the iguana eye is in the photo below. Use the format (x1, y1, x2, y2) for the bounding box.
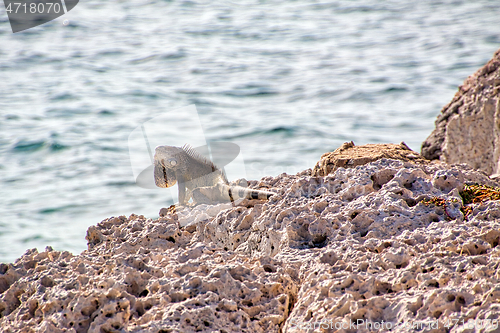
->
(168, 159, 177, 166)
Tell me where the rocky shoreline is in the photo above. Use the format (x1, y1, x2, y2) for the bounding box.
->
(2, 50, 500, 332)
(2, 154, 500, 332)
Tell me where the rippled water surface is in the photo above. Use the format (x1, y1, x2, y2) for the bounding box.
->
(1, 0, 499, 262)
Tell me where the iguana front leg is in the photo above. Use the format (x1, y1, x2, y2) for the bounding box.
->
(178, 181, 187, 205)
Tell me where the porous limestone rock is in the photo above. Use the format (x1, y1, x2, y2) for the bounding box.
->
(2, 157, 500, 332)
(422, 48, 500, 176)
(312, 141, 429, 177)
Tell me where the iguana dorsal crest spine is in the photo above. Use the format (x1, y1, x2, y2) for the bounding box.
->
(181, 144, 228, 183)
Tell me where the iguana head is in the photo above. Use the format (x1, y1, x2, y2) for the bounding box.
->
(153, 145, 184, 188)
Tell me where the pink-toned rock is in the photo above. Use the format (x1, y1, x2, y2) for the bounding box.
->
(312, 141, 429, 177)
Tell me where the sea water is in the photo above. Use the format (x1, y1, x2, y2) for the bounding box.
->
(1, 0, 499, 262)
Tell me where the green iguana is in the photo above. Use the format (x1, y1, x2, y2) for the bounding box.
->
(154, 144, 274, 205)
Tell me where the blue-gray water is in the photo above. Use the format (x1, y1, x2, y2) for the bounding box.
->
(1, 0, 499, 263)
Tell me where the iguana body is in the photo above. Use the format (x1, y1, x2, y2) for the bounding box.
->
(154, 144, 274, 205)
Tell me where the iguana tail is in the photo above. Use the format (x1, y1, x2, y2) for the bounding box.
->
(226, 185, 274, 201)
(191, 183, 275, 204)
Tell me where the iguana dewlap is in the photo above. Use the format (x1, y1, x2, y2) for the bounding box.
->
(154, 144, 274, 205)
